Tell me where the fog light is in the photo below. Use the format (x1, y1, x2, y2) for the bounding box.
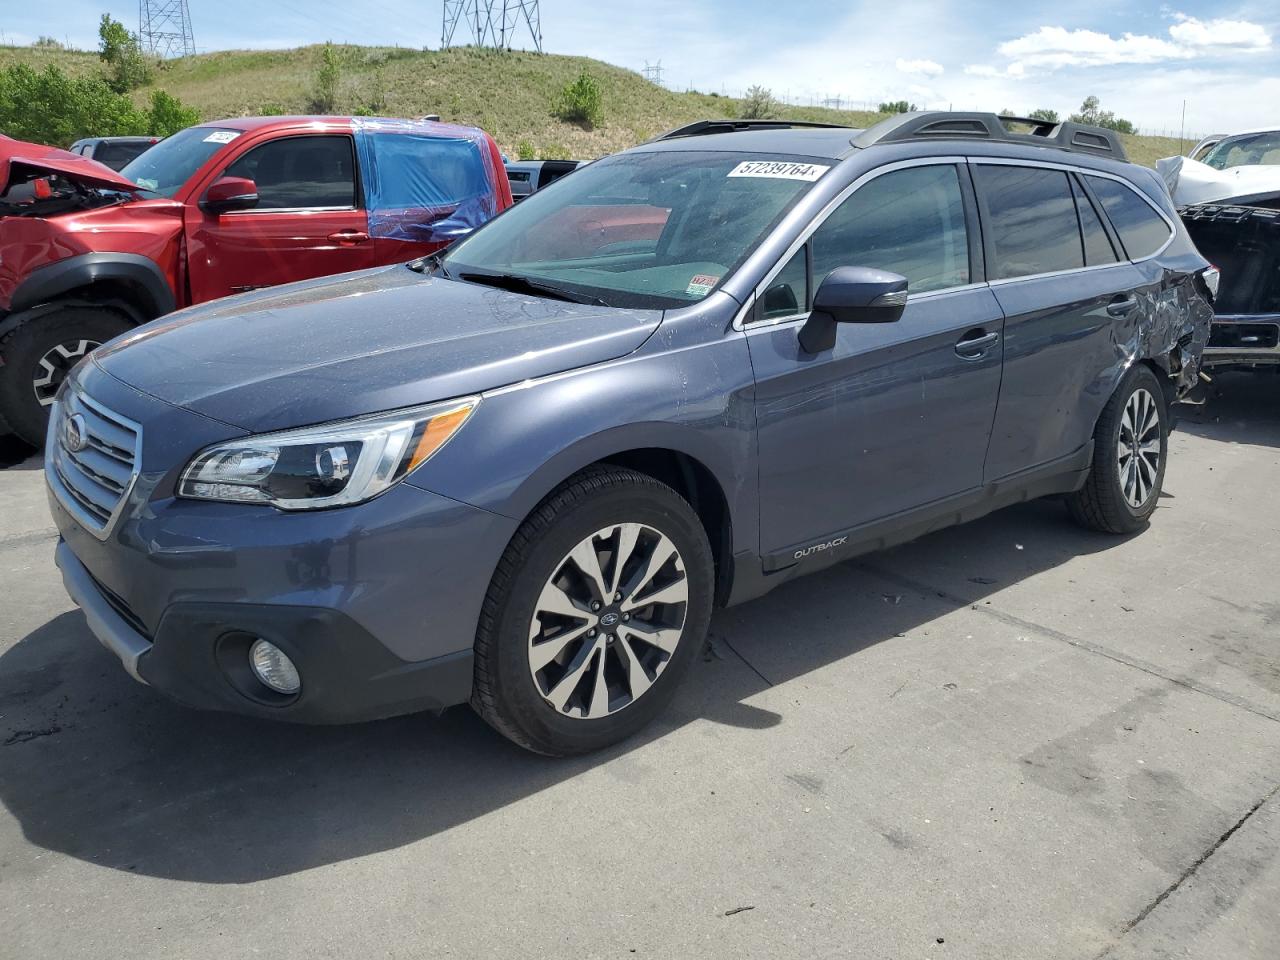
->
(249, 639, 301, 695)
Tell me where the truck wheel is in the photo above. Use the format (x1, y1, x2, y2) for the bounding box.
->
(0, 307, 132, 446)
(472, 466, 714, 755)
(1066, 364, 1168, 535)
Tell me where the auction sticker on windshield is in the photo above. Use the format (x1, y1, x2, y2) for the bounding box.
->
(727, 160, 830, 181)
(203, 131, 241, 144)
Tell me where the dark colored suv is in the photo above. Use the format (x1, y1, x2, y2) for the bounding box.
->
(47, 113, 1214, 755)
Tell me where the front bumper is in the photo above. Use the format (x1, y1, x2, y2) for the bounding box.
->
(1202, 314, 1280, 367)
(47, 360, 518, 723)
(55, 541, 475, 723)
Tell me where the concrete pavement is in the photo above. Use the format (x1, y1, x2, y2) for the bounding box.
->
(1, 374, 1278, 959)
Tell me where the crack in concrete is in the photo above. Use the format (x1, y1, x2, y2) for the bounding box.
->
(856, 564, 1280, 726)
(1094, 781, 1280, 958)
(0, 529, 58, 552)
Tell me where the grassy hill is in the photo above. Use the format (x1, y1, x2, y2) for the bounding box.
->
(0, 42, 1184, 166)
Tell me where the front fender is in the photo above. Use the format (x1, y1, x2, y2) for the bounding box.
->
(404, 331, 759, 556)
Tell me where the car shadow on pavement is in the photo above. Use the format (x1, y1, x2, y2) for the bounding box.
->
(0, 497, 1133, 884)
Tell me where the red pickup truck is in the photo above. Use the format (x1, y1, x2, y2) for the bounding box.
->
(0, 116, 512, 444)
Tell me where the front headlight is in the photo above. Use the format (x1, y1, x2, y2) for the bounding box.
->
(179, 398, 477, 510)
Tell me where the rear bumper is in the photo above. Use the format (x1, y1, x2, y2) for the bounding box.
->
(1202, 314, 1280, 367)
(55, 539, 475, 723)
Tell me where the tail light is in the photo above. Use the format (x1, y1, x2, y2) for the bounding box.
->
(32, 178, 52, 199)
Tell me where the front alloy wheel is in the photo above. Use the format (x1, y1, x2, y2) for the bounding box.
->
(33, 339, 101, 407)
(472, 466, 714, 755)
(529, 523, 689, 719)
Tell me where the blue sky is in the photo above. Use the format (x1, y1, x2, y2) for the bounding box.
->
(7, 2, 1279, 135)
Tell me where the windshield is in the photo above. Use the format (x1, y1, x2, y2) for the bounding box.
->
(443, 150, 831, 309)
(119, 126, 241, 197)
(1202, 131, 1280, 171)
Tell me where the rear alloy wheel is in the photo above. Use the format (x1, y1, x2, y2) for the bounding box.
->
(1067, 364, 1168, 534)
(472, 466, 714, 755)
(0, 307, 132, 446)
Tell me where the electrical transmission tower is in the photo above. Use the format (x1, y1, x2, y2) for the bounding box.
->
(139, 0, 197, 58)
(442, 1, 542, 52)
(642, 60, 664, 86)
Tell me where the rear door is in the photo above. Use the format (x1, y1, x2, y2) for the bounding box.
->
(974, 161, 1153, 479)
(185, 133, 373, 302)
(748, 161, 1005, 563)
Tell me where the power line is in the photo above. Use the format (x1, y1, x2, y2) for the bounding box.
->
(139, 0, 196, 58)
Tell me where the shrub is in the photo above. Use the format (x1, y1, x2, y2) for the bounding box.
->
(552, 70, 603, 127)
(0, 63, 199, 146)
(98, 14, 151, 94)
(1029, 108, 1060, 123)
(739, 85, 778, 120)
(515, 140, 537, 161)
(146, 89, 201, 136)
(877, 100, 917, 114)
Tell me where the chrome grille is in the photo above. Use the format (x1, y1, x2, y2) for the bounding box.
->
(47, 390, 142, 538)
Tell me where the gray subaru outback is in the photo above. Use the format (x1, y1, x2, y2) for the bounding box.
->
(47, 113, 1214, 755)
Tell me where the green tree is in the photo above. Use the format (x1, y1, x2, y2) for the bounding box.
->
(739, 85, 779, 120)
(1029, 108, 1059, 123)
(32, 36, 64, 50)
(878, 100, 918, 114)
(98, 14, 151, 94)
(552, 70, 603, 127)
(1070, 95, 1135, 134)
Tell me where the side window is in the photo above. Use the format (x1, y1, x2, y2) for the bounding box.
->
(1071, 176, 1118, 266)
(224, 135, 357, 210)
(761, 247, 808, 319)
(975, 165, 1083, 280)
(810, 164, 969, 295)
(1085, 176, 1173, 260)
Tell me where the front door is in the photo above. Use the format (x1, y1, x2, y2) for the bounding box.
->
(747, 162, 1004, 564)
(185, 133, 374, 303)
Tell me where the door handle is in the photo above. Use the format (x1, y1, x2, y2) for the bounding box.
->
(328, 230, 370, 245)
(1107, 296, 1139, 317)
(955, 330, 1000, 360)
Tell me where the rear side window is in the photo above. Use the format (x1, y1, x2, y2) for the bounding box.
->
(975, 165, 1083, 280)
(811, 164, 969, 294)
(225, 135, 357, 210)
(1085, 176, 1172, 260)
(1071, 176, 1118, 267)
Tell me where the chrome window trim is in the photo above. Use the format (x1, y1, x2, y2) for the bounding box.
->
(45, 391, 144, 542)
(969, 156, 1177, 266)
(735, 156, 967, 331)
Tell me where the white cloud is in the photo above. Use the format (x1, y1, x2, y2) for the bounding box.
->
(896, 57, 944, 77)
(1168, 14, 1271, 51)
(994, 13, 1271, 74)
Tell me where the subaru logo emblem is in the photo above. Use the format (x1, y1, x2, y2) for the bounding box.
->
(600, 612, 620, 627)
(62, 413, 87, 453)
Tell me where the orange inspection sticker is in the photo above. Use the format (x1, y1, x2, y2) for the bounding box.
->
(687, 274, 720, 296)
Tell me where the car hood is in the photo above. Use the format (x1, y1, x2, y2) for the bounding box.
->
(0, 137, 139, 194)
(1157, 154, 1280, 206)
(92, 265, 664, 433)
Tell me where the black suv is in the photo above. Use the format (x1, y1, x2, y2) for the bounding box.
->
(48, 113, 1214, 754)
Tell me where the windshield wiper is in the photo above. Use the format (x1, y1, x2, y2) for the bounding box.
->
(457, 271, 610, 307)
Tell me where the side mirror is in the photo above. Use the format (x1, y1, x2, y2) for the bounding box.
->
(798, 266, 908, 353)
(201, 176, 259, 214)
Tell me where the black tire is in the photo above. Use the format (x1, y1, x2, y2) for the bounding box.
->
(472, 466, 714, 755)
(1066, 364, 1169, 534)
(0, 307, 132, 446)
